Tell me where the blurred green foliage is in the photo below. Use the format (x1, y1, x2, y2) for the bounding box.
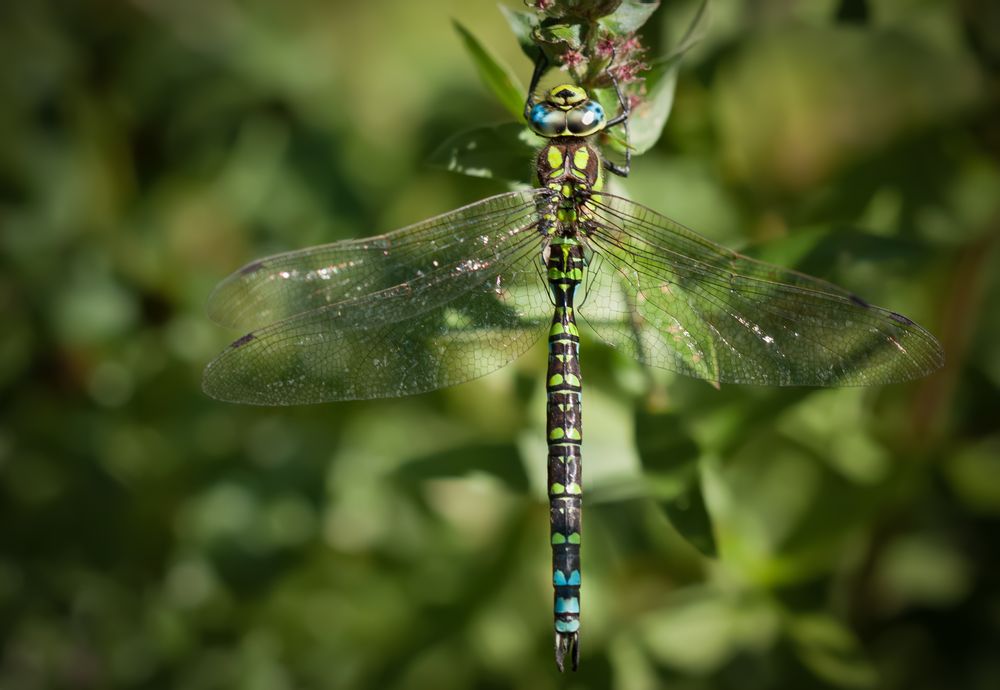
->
(2, 0, 999, 688)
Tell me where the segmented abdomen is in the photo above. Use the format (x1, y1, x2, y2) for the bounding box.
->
(546, 238, 585, 671)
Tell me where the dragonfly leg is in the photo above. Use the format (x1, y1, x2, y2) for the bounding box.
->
(603, 160, 630, 177)
(603, 60, 631, 178)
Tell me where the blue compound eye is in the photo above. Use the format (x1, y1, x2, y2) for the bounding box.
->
(530, 103, 566, 137)
(566, 101, 605, 135)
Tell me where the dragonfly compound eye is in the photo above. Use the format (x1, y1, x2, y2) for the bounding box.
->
(566, 101, 606, 136)
(530, 103, 567, 137)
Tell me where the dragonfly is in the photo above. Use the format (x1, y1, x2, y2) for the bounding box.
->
(203, 58, 944, 671)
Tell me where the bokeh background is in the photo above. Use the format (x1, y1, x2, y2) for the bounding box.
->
(2, 0, 999, 688)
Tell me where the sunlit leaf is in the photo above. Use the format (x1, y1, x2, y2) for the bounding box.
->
(639, 586, 780, 673)
(627, 56, 680, 154)
(875, 534, 973, 608)
(600, 0, 661, 34)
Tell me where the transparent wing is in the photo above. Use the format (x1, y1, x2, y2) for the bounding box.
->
(208, 191, 546, 331)
(578, 194, 944, 386)
(203, 194, 553, 404)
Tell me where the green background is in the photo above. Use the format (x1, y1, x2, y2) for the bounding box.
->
(2, 1, 999, 688)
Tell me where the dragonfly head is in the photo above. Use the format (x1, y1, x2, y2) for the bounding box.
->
(528, 84, 606, 138)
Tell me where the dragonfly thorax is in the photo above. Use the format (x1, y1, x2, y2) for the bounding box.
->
(536, 138, 605, 204)
(529, 84, 607, 138)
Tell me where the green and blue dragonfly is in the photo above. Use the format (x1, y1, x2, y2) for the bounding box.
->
(203, 61, 944, 670)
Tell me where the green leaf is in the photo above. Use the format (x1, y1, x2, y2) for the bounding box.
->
(945, 437, 1000, 514)
(533, 20, 585, 54)
(453, 20, 525, 120)
(600, 0, 661, 34)
(627, 0, 710, 154)
(394, 442, 529, 493)
(639, 586, 780, 673)
(627, 55, 680, 154)
(428, 123, 542, 184)
(666, 0, 711, 58)
(660, 480, 715, 556)
(635, 409, 717, 556)
(498, 5, 540, 60)
(787, 613, 878, 688)
(635, 409, 698, 475)
(536, 0, 624, 21)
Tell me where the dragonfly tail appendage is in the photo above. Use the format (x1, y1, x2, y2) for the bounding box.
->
(555, 630, 580, 672)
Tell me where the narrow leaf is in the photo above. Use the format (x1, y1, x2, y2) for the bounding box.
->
(428, 123, 542, 184)
(498, 5, 540, 60)
(453, 20, 525, 120)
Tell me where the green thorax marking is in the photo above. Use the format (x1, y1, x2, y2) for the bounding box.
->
(536, 138, 605, 201)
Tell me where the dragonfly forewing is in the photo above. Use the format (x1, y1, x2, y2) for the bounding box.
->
(207, 191, 547, 331)
(203, 193, 557, 404)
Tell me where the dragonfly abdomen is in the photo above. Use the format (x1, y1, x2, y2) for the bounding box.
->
(546, 238, 585, 671)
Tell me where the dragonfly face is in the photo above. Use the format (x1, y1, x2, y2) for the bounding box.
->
(529, 84, 608, 138)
